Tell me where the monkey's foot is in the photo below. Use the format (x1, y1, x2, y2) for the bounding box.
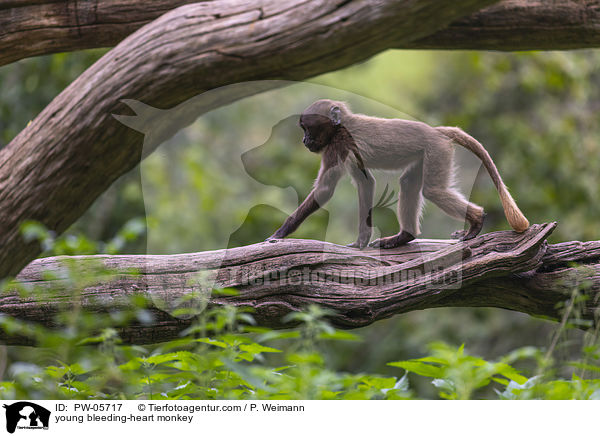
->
(451, 228, 481, 242)
(451, 230, 466, 239)
(368, 231, 415, 249)
(458, 213, 486, 241)
(346, 240, 369, 249)
(451, 213, 486, 241)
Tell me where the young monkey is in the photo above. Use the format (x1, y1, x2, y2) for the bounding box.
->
(267, 99, 529, 249)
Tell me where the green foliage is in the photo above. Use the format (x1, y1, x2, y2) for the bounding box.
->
(389, 343, 529, 399)
(0, 50, 106, 147)
(388, 342, 600, 400)
(0, 294, 416, 400)
(21, 218, 146, 256)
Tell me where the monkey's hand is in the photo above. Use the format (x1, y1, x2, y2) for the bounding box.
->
(265, 230, 286, 243)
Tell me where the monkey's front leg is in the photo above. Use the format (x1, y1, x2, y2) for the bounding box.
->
(267, 160, 342, 242)
(267, 167, 340, 241)
(267, 191, 320, 241)
(347, 167, 375, 249)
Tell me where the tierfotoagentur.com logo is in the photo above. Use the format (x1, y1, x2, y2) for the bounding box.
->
(2, 402, 50, 433)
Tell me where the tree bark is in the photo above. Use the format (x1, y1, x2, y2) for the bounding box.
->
(407, 0, 600, 51)
(2, 1, 600, 67)
(0, 0, 193, 67)
(0, 0, 498, 279)
(3, 223, 599, 345)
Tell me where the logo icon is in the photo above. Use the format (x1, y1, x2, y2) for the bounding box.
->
(2, 402, 50, 433)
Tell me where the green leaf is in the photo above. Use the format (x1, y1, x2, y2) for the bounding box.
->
(495, 363, 528, 385)
(388, 361, 443, 378)
(146, 351, 195, 365)
(287, 352, 324, 366)
(491, 377, 510, 386)
(414, 356, 448, 365)
(318, 330, 362, 341)
(431, 378, 455, 392)
(239, 343, 281, 354)
(195, 338, 228, 348)
(360, 376, 398, 390)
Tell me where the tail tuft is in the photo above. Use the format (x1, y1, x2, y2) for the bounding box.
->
(499, 185, 529, 232)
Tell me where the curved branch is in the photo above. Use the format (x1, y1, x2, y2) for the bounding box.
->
(0, 0, 497, 279)
(2, 1, 600, 67)
(5, 223, 599, 345)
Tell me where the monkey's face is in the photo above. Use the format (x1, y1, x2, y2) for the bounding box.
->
(299, 114, 337, 153)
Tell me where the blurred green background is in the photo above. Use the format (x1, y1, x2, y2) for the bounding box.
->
(1, 48, 599, 397)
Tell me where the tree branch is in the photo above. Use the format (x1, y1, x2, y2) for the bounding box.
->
(0, 0, 192, 67)
(407, 0, 600, 50)
(4, 223, 599, 345)
(0, 0, 497, 279)
(1, 0, 599, 67)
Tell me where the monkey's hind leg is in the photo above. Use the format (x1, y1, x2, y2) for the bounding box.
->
(369, 161, 423, 249)
(422, 148, 485, 241)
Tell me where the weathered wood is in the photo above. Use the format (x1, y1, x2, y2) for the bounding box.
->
(408, 0, 600, 50)
(4, 223, 599, 346)
(0, 0, 192, 67)
(2, 1, 600, 67)
(0, 0, 498, 279)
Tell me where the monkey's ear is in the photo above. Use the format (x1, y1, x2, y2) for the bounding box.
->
(330, 106, 341, 126)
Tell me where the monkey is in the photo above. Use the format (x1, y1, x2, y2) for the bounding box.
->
(267, 99, 529, 249)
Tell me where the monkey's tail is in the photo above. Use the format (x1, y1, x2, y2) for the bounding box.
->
(436, 126, 530, 233)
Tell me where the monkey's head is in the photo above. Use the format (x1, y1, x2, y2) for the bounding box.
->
(299, 99, 348, 153)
